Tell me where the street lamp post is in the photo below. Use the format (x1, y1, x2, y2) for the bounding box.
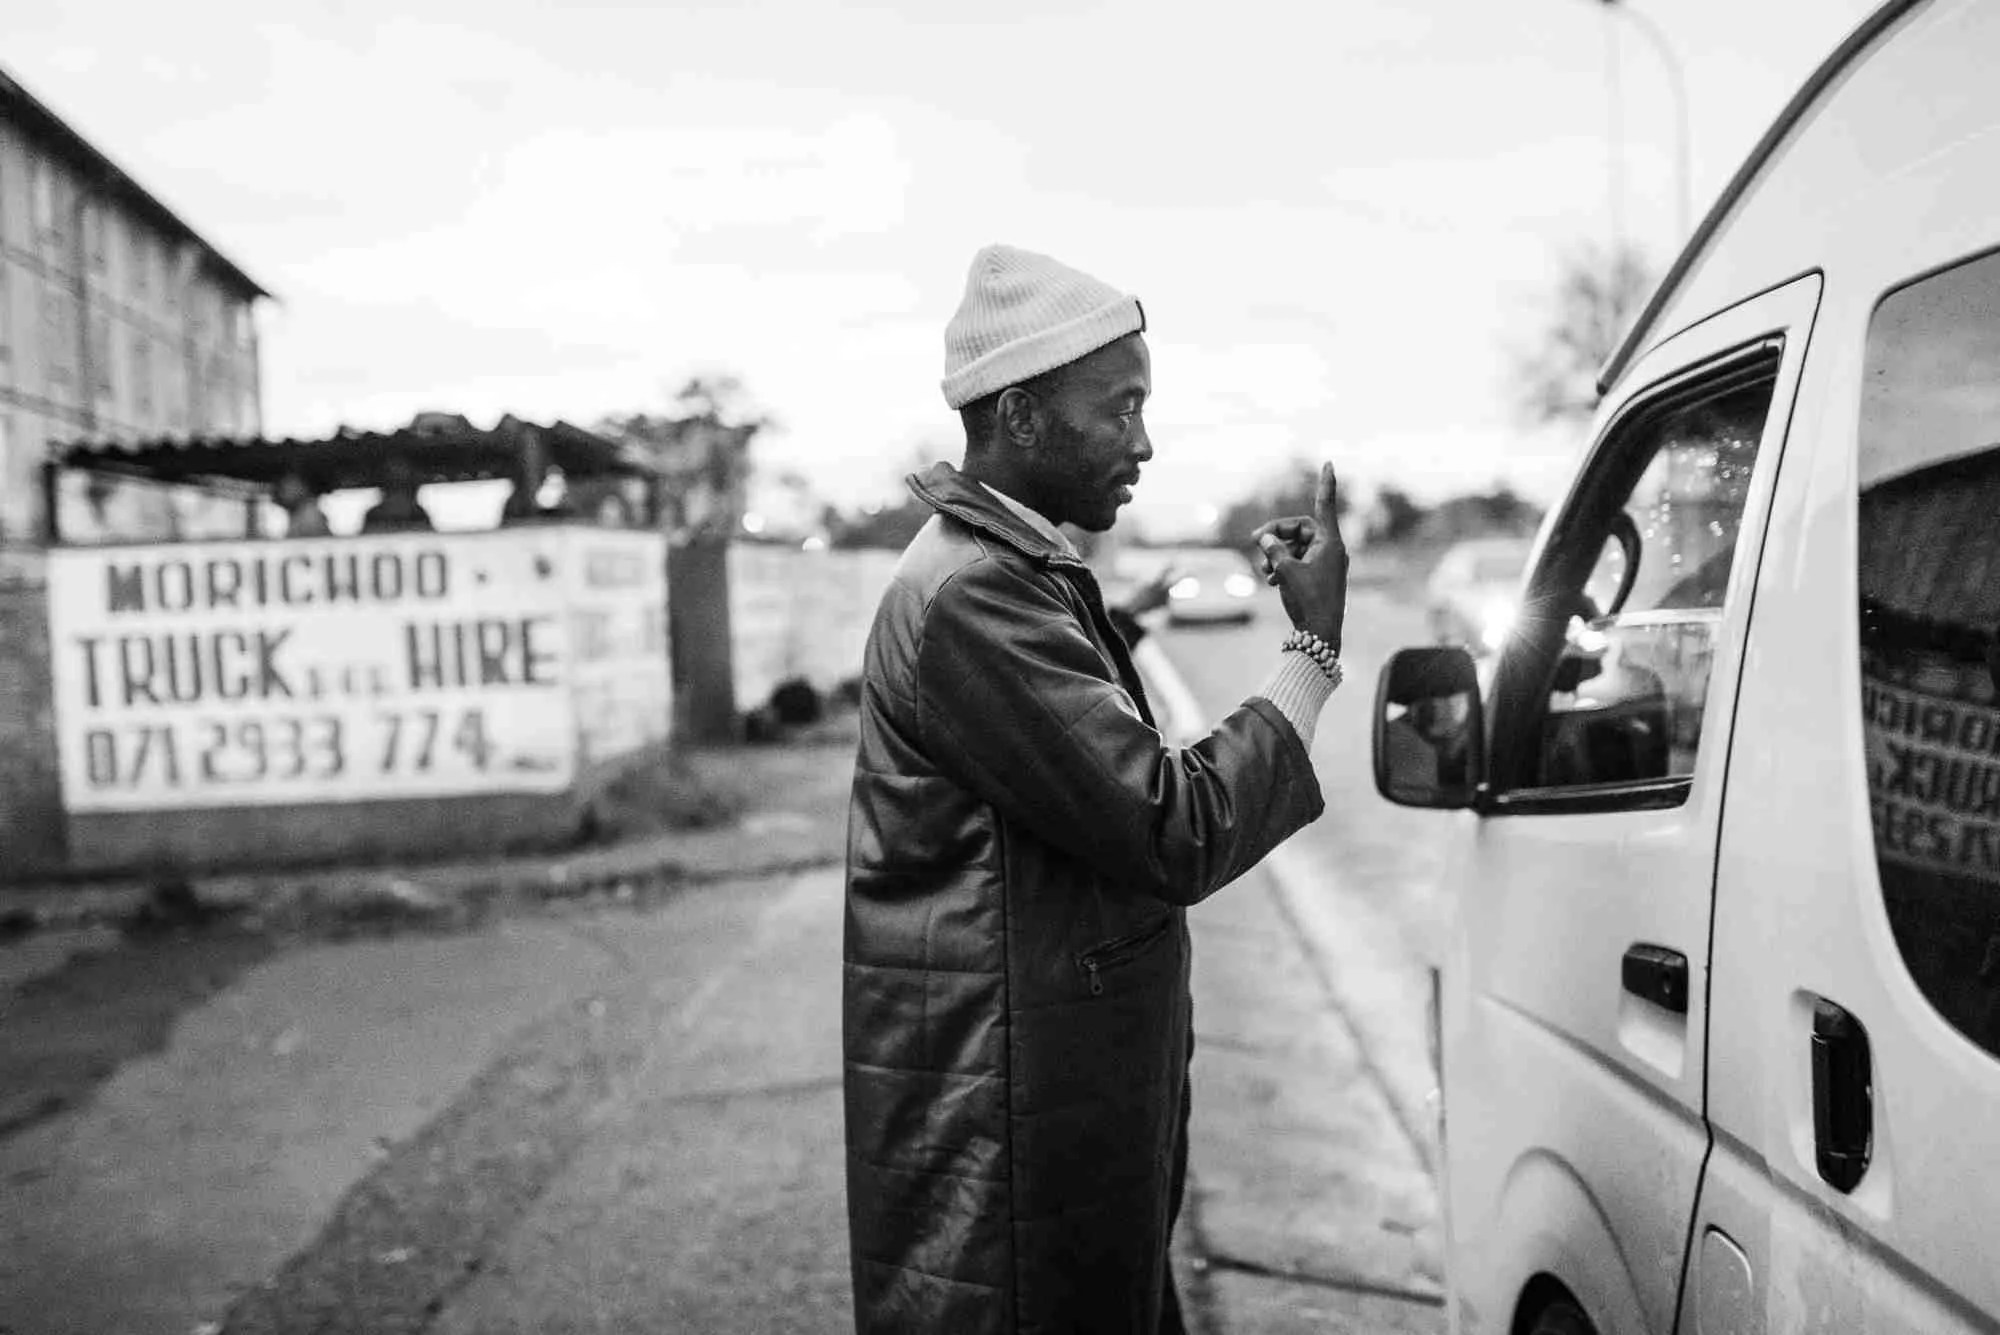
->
(1596, 0, 1694, 242)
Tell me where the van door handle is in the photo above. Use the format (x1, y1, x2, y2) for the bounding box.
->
(1621, 944, 1689, 1014)
(1811, 999, 1872, 1193)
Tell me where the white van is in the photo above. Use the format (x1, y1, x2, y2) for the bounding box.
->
(1372, 3, 2000, 1331)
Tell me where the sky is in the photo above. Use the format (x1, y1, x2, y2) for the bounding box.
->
(6, 0, 1884, 538)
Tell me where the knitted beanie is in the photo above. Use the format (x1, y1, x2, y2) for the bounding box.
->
(940, 244, 1145, 409)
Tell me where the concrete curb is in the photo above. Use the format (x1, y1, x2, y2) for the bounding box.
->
(1131, 637, 1208, 745)
(2, 824, 842, 943)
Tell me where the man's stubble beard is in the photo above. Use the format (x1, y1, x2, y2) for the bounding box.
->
(1042, 414, 1120, 533)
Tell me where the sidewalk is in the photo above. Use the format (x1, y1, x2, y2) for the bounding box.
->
(1180, 866, 1443, 1333)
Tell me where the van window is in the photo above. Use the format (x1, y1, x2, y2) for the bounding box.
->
(1497, 362, 1775, 800)
(1858, 249, 2000, 1060)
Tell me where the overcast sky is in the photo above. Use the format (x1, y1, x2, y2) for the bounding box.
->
(8, 0, 1882, 536)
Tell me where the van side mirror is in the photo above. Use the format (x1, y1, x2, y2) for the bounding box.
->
(1373, 646, 1484, 809)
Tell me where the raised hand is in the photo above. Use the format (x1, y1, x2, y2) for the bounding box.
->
(1251, 462, 1349, 653)
(1123, 563, 1180, 618)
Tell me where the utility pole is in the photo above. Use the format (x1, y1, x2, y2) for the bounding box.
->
(1595, 0, 1694, 241)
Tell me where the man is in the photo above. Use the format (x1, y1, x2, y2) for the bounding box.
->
(361, 456, 435, 533)
(272, 471, 330, 538)
(844, 243, 1350, 1333)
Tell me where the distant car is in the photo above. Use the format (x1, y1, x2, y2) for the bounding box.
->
(1162, 547, 1260, 626)
(1424, 536, 1533, 654)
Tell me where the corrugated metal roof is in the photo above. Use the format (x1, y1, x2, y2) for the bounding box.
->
(57, 414, 658, 491)
(0, 63, 271, 300)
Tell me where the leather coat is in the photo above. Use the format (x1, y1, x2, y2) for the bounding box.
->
(843, 462, 1325, 1333)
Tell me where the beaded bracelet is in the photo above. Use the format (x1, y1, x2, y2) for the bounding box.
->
(1281, 628, 1344, 688)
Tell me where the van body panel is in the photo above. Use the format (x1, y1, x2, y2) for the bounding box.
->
(1478, 1149, 1651, 1335)
(1429, 7, 2000, 1330)
(1446, 995, 1691, 1334)
(1685, 1145, 1989, 1334)
(1439, 275, 1821, 1334)
(1687, 127, 2000, 1334)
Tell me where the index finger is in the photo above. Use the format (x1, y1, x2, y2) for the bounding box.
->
(1314, 462, 1341, 530)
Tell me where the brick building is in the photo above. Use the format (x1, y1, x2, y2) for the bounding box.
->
(0, 66, 268, 872)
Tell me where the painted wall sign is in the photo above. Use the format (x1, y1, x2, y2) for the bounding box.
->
(567, 532, 671, 768)
(47, 527, 669, 811)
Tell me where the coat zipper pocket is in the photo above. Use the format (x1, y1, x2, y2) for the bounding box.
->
(1076, 917, 1175, 997)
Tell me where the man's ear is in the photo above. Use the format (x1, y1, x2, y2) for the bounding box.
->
(996, 386, 1041, 452)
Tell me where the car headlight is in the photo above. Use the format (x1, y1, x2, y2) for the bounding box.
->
(1478, 599, 1516, 651)
(1224, 573, 1255, 598)
(1169, 576, 1201, 600)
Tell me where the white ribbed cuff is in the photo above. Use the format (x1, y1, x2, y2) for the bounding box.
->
(1253, 649, 1340, 750)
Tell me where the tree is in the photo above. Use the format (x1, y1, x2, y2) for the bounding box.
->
(825, 444, 946, 550)
(1368, 485, 1428, 546)
(597, 375, 783, 743)
(827, 499, 932, 550)
(666, 374, 772, 432)
(1512, 241, 1657, 427)
(1216, 459, 1350, 552)
(1422, 486, 1543, 543)
(599, 375, 776, 542)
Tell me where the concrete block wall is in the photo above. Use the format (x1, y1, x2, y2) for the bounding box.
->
(730, 545, 900, 712)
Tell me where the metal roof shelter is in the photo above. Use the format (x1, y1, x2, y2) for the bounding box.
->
(46, 413, 661, 542)
(55, 412, 653, 491)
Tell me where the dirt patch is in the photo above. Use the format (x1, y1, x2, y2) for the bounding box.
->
(581, 743, 754, 844)
(0, 924, 279, 1140)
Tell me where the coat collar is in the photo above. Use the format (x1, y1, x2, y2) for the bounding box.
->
(906, 461, 1088, 570)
